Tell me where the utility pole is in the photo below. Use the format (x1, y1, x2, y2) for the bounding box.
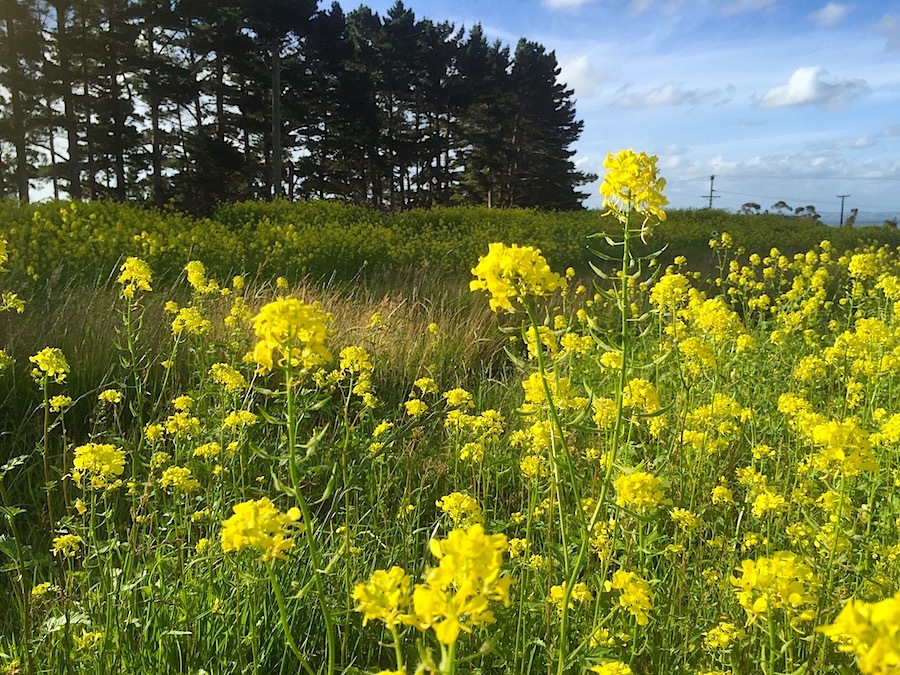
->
(837, 194, 850, 225)
(706, 175, 720, 208)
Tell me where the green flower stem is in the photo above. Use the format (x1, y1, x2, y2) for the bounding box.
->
(266, 560, 316, 675)
(284, 359, 336, 675)
(341, 377, 354, 662)
(40, 374, 56, 529)
(0, 477, 34, 675)
(123, 299, 145, 431)
(388, 625, 404, 671)
(513, 482, 539, 675)
(767, 612, 777, 675)
(554, 205, 636, 675)
(812, 470, 848, 671)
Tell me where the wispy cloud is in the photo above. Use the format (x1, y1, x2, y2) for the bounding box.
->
(757, 66, 869, 109)
(810, 3, 853, 27)
(715, 0, 776, 17)
(876, 13, 900, 51)
(613, 83, 733, 107)
(542, 0, 597, 10)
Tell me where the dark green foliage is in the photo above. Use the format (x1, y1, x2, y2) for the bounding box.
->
(0, 0, 592, 211)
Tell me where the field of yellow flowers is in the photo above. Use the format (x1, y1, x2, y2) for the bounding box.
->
(1, 151, 899, 675)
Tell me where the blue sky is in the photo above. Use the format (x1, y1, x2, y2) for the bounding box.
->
(341, 0, 900, 223)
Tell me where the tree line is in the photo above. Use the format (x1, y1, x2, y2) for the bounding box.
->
(0, 0, 596, 213)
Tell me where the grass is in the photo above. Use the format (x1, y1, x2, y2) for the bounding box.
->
(1, 222, 899, 675)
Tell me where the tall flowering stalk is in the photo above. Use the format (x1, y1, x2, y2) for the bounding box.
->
(247, 297, 336, 675)
(117, 257, 152, 433)
(566, 149, 667, 674)
(30, 347, 69, 529)
(472, 242, 593, 672)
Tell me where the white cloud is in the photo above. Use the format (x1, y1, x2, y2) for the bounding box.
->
(715, 0, 776, 16)
(757, 66, 869, 109)
(876, 13, 900, 51)
(810, 3, 853, 27)
(559, 55, 607, 99)
(613, 83, 733, 107)
(542, 0, 597, 9)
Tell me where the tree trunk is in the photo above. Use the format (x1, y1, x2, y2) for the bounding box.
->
(271, 47, 282, 197)
(150, 89, 163, 206)
(56, 1, 82, 198)
(216, 56, 225, 143)
(3, 1, 30, 203)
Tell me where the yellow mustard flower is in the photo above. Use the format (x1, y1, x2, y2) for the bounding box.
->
(442, 387, 473, 409)
(600, 149, 667, 233)
(405, 399, 427, 417)
(223, 410, 257, 431)
(52, 533, 82, 557)
(615, 471, 665, 510)
(220, 497, 302, 562)
(352, 566, 414, 629)
(605, 569, 654, 626)
(412, 524, 511, 645)
(548, 581, 593, 614)
(731, 551, 818, 623)
(159, 466, 200, 494)
(72, 443, 126, 489)
(172, 306, 211, 336)
(589, 663, 633, 675)
(818, 591, 900, 675)
(49, 395, 73, 412)
(209, 363, 248, 392)
(470, 242, 565, 313)
(117, 256, 152, 299)
(249, 298, 331, 373)
(436, 492, 482, 527)
(30, 347, 69, 384)
(98, 389, 122, 405)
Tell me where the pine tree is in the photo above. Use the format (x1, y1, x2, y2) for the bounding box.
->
(505, 39, 594, 210)
(0, 0, 45, 202)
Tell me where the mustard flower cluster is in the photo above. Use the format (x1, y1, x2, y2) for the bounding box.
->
(220, 497, 302, 562)
(547, 581, 593, 614)
(117, 256, 152, 299)
(807, 419, 878, 479)
(170, 304, 212, 337)
(412, 524, 511, 644)
(160, 466, 200, 493)
(223, 410, 257, 431)
(98, 389, 123, 404)
(590, 663, 633, 675)
(250, 298, 331, 373)
(605, 569, 654, 626)
(520, 371, 587, 415)
(599, 149, 668, 232)
(52, 533, 82, 557)
(818, 592, 900, 675)
(615, 471, 666, 511)
(731, 551, 818, 623)
(470, 242, 565, 313)
(351, 566, 414, 630)
(184, 260, 220, 295)
(210, 363, 248, 392)
(354, 525, 511, 646)
(436, 492, 482, 527)
(338, 345, 376, 407)
(30, 347, 69, 383)
(72, 443, 126, 489)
